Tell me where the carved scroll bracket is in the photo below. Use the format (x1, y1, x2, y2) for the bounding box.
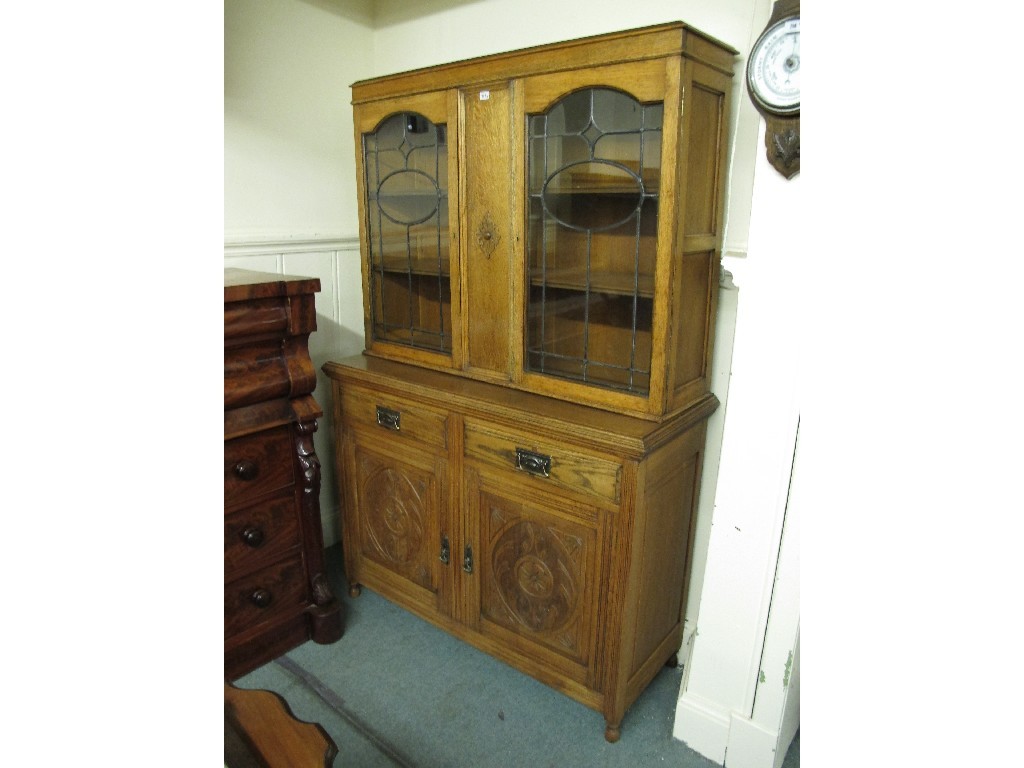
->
(295, 419, 321, 507)
(765, 116, 800, 179)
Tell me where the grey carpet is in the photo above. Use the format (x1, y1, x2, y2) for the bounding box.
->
(234, 545, 799, 768)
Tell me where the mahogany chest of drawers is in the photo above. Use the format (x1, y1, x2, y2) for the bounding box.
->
(224, 269, 343, 680)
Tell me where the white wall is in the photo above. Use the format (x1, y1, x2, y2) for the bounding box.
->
(225, 0, 374, 240)
(224, 2, 799, 766)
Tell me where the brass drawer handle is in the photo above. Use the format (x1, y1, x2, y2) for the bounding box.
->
(376, 405, 401, 431)
(462, 545, 474, 574)
(233, 460, 259, 481)
(250, 589, 273, 608)
(516, 448, 551, 477)
(439, 535, 451, 565)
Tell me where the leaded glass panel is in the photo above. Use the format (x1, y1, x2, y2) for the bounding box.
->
(526, 88, 663, 395)
(363, 112, 451, 354)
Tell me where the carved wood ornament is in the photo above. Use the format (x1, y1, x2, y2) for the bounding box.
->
(765, 117, 799, 178)
(476, 212, 500, 258)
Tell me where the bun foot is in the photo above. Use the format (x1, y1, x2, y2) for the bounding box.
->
(604, 723, 621, 743)
(348, 583, 362, 598)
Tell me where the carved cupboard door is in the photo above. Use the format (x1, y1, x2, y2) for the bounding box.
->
(344, 434, 450, 619)
(464, 465, 607, 690)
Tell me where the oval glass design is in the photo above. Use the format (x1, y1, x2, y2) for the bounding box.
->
(542, 161, 642, 232)
(526, 86, 663, 395)
(377, 169, 440, 225)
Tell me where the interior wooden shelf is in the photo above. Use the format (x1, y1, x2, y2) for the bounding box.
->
(375, 328, 453, 351)
(540, 169, 659, 193)
(373, 191, 446, 201)
(374, 256, 451, 278)
(534, 189, 659, 200)
(529, 267, 654, 298)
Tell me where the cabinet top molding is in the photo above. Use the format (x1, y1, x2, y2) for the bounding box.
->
(351, 22, 738, 104)
(224, 268, 321, 302)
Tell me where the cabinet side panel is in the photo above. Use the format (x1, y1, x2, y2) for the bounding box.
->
(628, 426, 704, 674)
(674, 250, 715, 392)
(463, 82, 513, 380)
(672, 62, 730, 406)
(681, 81, 726, 238)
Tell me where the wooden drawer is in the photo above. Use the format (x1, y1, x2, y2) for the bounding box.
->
(225, 555, 309, 639)
(464, 420, 623, 504)
(225, 426, 295, 507)
(224, 492, 302, 574)
(224, 296, 289, 341)
(224, 340, 294, 409)
(341, 386, 448, 451)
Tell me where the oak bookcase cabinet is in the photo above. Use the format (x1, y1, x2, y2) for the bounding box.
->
(324, 23, 736, 741)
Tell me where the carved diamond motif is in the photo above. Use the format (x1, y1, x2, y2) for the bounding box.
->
(361, 463, 426, 566)
(490, 520, 580, 635)
(476, 212, 500, 257)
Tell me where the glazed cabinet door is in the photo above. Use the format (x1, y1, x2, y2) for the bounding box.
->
(355, 90, 463, 369)
(517, 59, 680, 418)
(462, 461, 611, 694)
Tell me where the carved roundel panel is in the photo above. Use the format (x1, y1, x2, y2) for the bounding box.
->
(491, 520, 580, 633)
(361, 464, 427, 565)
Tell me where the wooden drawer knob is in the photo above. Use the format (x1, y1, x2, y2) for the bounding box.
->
(233, 460, 259, 481)
(250, 589, 273, 608)
(241, 526, 265, 548)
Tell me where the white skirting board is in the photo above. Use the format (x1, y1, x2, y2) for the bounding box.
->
(673, 693, 798, 768)
(674, 693, 732, 763)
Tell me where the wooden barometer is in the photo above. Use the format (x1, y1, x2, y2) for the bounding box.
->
(746, 0, 800, 178)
